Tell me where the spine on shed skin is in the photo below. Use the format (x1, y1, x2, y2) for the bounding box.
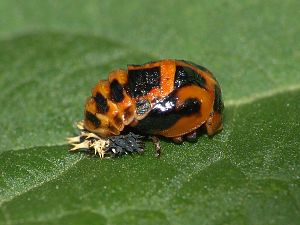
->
(84, 69, 136, 137)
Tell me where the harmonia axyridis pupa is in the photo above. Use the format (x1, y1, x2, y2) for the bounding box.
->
(68, 59, 224, 157)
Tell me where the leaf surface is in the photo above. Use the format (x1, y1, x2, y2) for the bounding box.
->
(0, 1, 299, 224)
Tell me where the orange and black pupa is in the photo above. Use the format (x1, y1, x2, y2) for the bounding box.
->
(68, 59, 224, 157)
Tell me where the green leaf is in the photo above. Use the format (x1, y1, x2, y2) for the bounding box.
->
(0, 1, 299, 225)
